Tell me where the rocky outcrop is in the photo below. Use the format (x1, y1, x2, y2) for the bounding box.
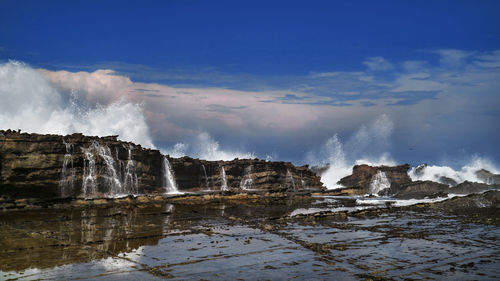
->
(0, 130, 163, 199)
(169, 157, 322, 192)
(392, 180, 500, 199)
(475, 169, 500, 185)
(0, 130, 324, 200)
(393, 180, 450, 199)
(338, 164, 412, 195)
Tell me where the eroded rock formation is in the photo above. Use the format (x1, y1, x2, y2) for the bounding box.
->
(337, 164, 412, 195)
(0, 130, 324, 199)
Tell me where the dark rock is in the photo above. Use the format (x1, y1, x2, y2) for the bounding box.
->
(393, 180, 450, 199)
(423, 190, 500, 215)
(338, 164, 412, 193)
(438, 176, 458, 187)
(393, 180, 499, 199)
(0, 130, 324, 200)
(310, 164, 330, 176)
(451, 181, 500, 194)
(412, 163, 428, 177)
(169, 157, 323, 192)
(475, 169, 500, 185)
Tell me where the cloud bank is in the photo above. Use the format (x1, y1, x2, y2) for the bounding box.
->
(1, 48, 499, 170)
(0, 61, 154, 147)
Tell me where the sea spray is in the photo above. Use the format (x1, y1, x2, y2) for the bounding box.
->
(409, 157, 500, 186)
(0, 61, 154, 148)
(307, 115, 396, 189)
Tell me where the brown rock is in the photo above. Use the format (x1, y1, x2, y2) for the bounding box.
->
(338, 164, 412, 193)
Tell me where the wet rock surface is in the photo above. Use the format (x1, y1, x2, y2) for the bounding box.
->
(1, 191, 498, 280)
(0, 130, 323, 200)
(338, 164, 412, 193)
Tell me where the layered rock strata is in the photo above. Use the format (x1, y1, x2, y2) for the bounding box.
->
(338, 164, 412, 195)
(0, 130, 324, 199)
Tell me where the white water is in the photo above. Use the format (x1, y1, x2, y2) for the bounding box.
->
(409, 157, 500, 186)
(307, 115, 396, 189)
(82, 145, 98, 198)
(162, 132, 255, 161)
(95, 142, 123, 195)
(60, 140, 75, 197)
(286, 169, 296, 189)
(123, 146, 139, 195)
(369, 171, 391, 195)
(291, 193, 468, 217)
(81, 141, 127, 198)
(240, 166, 253, 190)
(0, 61, 154, 148)
(201, 165, 209, 189)
(221, 166, 229, 191)
(163, 157, 180, 194)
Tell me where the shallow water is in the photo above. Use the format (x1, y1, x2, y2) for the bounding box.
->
(0, 196, 498, 280)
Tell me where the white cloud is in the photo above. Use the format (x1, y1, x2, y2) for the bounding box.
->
(363, 56, 394, 71)
(434, 49, 472, 68)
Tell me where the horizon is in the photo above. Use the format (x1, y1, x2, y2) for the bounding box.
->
(1, 1, 500, 171)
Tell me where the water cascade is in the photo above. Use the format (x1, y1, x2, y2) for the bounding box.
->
(369, 171, 391, 195)
(82, 144, 98, 197)
(123, 145, 139, 195)
(60, 140, 75, 197)
(81, 141, 123, 198)
(221, 166, 229, 191)
(163, 156, 180, 194)
(95, 142, 123, 196)
(240, 166, 253, 190)
(201, 165, 209, 189)
(286, 169, 296, 190)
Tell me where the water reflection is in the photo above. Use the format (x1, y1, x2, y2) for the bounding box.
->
(0, 203, 175, 273)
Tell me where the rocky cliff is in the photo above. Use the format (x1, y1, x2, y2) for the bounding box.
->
(0, 130, 324, 199)
(338, 164, 412, 195)
(337, 163, 500, 198)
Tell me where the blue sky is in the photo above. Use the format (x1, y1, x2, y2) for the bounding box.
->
(1, 0, 500, 168)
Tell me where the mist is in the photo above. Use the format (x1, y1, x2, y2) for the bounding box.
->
(0, 61, 154, 147)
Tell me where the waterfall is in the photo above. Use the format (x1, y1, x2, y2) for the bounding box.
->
(240, 165, 253, 190)
(123, 145, 139, 195)
(82, 144, 98, 198)
(163, 156, 180, 194)
(201, 164, 209, 189)
(286, 169, 296, 190)
(81, 141, 123, 198)
(95, 142, 123, 196)
(369, 170, 391, 195)
(221, 166, 229, 191)
(60, 140, 75, 197)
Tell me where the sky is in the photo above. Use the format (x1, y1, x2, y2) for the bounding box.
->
(1, 0, 500, 170)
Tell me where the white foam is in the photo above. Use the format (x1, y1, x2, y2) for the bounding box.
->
(0, 61, 154, 148)
(162, 132, 255, 161)
(409, 157, 499, 185)
(307, 114, 396, 189)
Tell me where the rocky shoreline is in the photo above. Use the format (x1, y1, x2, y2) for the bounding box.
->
(1, 130, 499, 280)
(0, 130, 323, 201)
